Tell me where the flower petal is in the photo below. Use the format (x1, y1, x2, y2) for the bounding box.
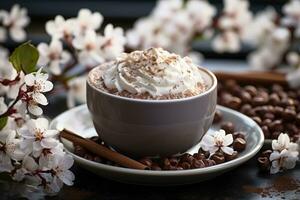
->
(24, 73, 35, 86)
(32, 93, 48, 105)
(57, 170, 75, 186)
(223, 134, 233, 146)
(41, 138, 58, 149)
(221, 146, 234, 155)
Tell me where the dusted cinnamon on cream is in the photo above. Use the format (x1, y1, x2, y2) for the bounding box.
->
(102, 48, 205, 98)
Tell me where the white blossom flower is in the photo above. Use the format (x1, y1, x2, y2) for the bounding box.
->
(75, 9, 103, 34)
(99, 24, 126, 60)
(0, 130, 24, 172)
(219, 0, 252, 33)
(73, 30, 103, 66)
(12, 156, 39, 181)
(19, 118, 59, 157)
(152, 0, 183, 21)
(212, 31, 240, 53)
(40, 154, 74, 193)
(66, 76, 86, 108)
(126, 18, 170, 49)
(282, 0, 300, 27)
(249, 27, 290, 70)
(187, 51, 203, 65)
(242, 8, 277, 46)
(272, 133, 298, 152)
(24, 68, 53, 115)
(0, 4, 30, 42)
(38, 143, 65, 168)
(269, 149, 299, 174)
(0, 97, 7, 115)
(186, 0, 216, 33)
(286, 52, 300, 67)
(37, 40, 71, 75)
(164, 10, 194, 46)
(0, 27, 7, 42)
(0, 47, 20, 97)
(200, 129, 234, 155)
(45, 15, 77, 39)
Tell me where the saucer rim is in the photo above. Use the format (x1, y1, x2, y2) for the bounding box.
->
(51, 104, 264, 176)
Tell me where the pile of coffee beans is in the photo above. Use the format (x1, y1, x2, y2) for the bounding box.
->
(73, 114, 247, 170)
(218, 80, 300, 142)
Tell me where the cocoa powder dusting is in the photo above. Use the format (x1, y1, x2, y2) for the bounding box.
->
(243, 176, 300, 199)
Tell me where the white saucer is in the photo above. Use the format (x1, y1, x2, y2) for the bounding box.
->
(50, 104, 264, 185)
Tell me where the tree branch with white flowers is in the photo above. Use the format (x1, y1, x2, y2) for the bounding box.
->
(0, 42, 74, 195)
(37, 9, 126, 107)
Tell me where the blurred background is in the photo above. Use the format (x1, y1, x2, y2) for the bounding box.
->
(0, 0, 289, 59)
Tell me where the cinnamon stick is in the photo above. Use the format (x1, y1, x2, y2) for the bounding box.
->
(214, 71, 288, 86)
(60, 129, 148, 170)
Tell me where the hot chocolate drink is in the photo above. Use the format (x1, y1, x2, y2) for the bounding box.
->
(88, 48, 207, 100)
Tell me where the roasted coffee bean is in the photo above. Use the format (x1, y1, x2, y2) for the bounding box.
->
(225, 151, 238, 161)
(202, 159, 216, 167)
(93, 156, 103, 163)
(262, 119, 272, 126)
(263, 113, 275, 120)
(269, 120, 284, 132)
(198, 148, 210, 158)
(192, 159, 205, 168)
(211, 153, 225, 164)
(233, 138, 246, 152)
(280, 98, 295, 107)
(169, 157, 179, 166)
(269, 93, 280, 105)
(151, 164, 162, 171)
(180, 153, 194, 164)
(74, 145, 87, 157)
(233, 132, 246, 139)
(163, 158, 171, 167)
(240, 104, 254, 116)
(252, 116, 262, 125)
(282, 108, 296, 121)
(257, 156, 270, 172)
(220, 121, 235, 133)
(181, 162, 191, 169)
(240, 91, 252, 103)
(253, 106, 268, 116)
(252, 96, 267, 106)
(261, 150, 273, 158)
(274, 106, 284, 117)
(193, 153, 206, 160)
(261, 126, 271, 138)
(272, 84, 283, 92)
(84, 154, 94, 161)
(244, 85, 257, 96)
(139, 158, 153, 167)
(213, 110, 223, 123)
(207, 159, 216, 166)
(227, 97, 242, 110)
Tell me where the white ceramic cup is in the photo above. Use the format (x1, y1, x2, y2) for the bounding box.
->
(87, 65, 217, 157)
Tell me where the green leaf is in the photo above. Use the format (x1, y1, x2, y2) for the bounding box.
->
(9, 42, 39, 74)
(0, 116, 8, 131)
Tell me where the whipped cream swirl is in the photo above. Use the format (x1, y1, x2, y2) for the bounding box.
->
(102, 48, 205, 97)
